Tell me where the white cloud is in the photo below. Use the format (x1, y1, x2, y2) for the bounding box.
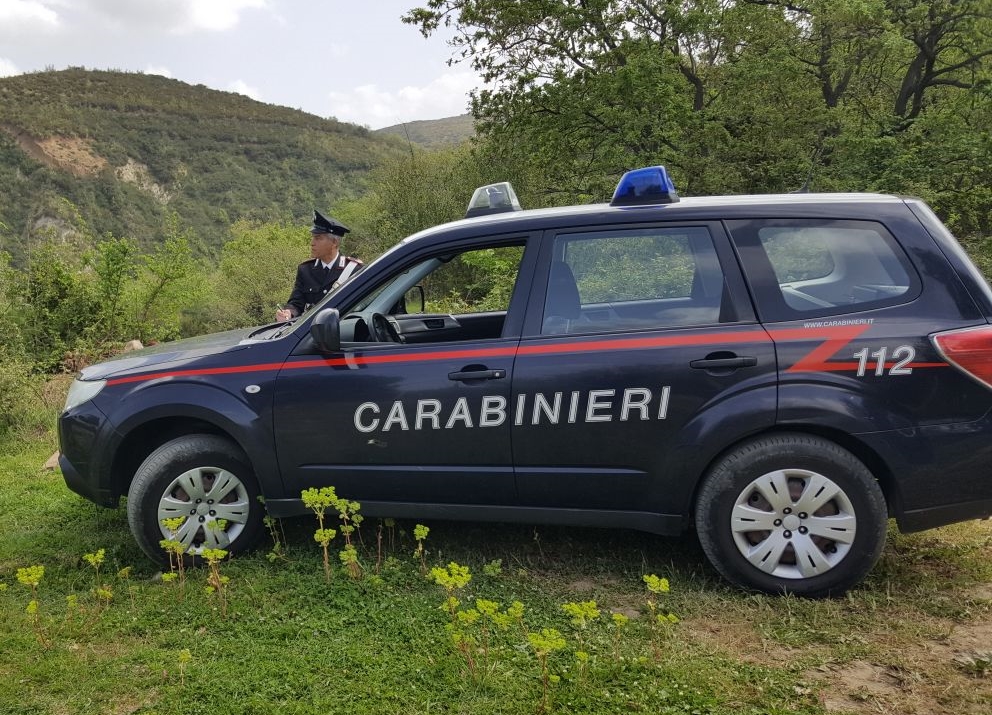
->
(0, 0, 59, 34)
(328, 70, 478, 129)
(144, 65, 172, 78)
(228, 79, 261, 101)
(188, 0, 266, 32)
(0, 57, 22, 76)
(77, 0, 267, 33)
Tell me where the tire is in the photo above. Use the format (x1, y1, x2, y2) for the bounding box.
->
(127, 434, 264, 564)
(694, 433, 886, 598)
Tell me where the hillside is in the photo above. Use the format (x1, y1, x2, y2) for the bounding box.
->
(375, 113, 475, 149)
(0, 68, 409, 263)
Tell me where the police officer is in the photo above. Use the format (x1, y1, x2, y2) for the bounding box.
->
(275, 210, 363, 321)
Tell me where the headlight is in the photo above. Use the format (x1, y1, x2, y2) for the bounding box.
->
(64, 379, 107, 412)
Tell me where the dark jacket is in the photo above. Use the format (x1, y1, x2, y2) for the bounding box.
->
(286, 255, 363, 315)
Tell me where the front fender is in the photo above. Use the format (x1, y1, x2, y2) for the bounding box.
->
(93, 378, 282, 499)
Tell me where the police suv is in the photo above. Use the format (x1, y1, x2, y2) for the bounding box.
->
(59, 167, 992, 597)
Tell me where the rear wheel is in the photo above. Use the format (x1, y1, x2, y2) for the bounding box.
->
(695, 433, 886, 597)
(127, 435, 264, 564)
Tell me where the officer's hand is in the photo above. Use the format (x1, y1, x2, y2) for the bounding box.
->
(275, 308, 293, 322)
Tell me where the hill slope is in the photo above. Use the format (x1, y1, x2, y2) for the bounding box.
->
(375, 113, 475, 149)
(0, 69, 409, 262)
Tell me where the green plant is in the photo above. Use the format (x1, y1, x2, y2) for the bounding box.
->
(643, 574, 679, 660)
(201, 548, 230, 617)
(483, 558, 502, 577)
(82, 548, 105, 592)
(334, 496, 363, 580)
(301, 487, 338, 581)
(414, 523, 430, 574)
(159, 517, 189, 594)
(65, 593, 79, 623)
(177, 648, 192, 687)
(16, 564, 47, 646)
(339, 544, 361, 581)
(610, 612, 629, 662)
(526, 628, 566, 713)
(382, 517, 397, 553)
(117, 566, 136, 610)
(428, 564, 525, 682)
(562, 600, 600, 680)
(262, 515, 286, 562)
(430, 561, 473, 621)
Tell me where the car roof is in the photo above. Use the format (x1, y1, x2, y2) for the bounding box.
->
(401, 192, 911, 245)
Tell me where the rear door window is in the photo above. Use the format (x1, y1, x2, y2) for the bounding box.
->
(540, 226, 733, 335)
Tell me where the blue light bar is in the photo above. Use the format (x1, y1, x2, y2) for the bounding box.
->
(465, 182, 522, 218)
(610, 166, 679, 206)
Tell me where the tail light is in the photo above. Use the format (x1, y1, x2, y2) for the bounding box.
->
(932, 325, 992, 390)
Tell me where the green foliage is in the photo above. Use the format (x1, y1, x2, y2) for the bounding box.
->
(16, 564, 45, 589)
(2, 205, 205, 373)
(644, 573, 679, 660)
(302, 487, 340, 581)
(413, 523, 430, 573)
(159, 517, 189, 592)
(201, 548, 230, 616)
(335, 144, 520, 251)
(83, 548, 105, 590)
(210, 220, 309, 330)
(126, 219, 208, 341)
(376, 113, 475, 148)
(406, 0, 992, 235)
(3, 433, 992, 714)
(0, 68, 407, 264)
(526, 627, 567, 712)
(0, 349, 48, 442)
(562, 600, 600, 630)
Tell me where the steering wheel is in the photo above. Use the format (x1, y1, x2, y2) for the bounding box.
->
(370, 313, 402, 343)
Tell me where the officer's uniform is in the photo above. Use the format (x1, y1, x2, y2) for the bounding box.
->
(285, 210, 363, 316)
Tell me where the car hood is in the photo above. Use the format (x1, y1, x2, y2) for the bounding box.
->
(78, 328, 259, 381)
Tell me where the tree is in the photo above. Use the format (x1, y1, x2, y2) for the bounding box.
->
(404, 0, 992, 233)
(211, 220, 310, 330)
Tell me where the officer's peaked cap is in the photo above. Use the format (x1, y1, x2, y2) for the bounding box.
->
(311, 209, 350, 237)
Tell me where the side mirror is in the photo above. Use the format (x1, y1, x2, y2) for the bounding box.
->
(310, 308, 341, 353)
(403, 286, 425, 314)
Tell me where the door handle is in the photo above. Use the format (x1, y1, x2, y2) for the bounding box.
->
(448, 369, 506, 381)
(690, 356, 757, 369)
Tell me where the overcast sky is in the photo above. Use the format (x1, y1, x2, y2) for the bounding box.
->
(0, 0, 480, 129)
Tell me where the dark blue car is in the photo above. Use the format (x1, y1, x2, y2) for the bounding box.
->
(59, 168, 992, 597)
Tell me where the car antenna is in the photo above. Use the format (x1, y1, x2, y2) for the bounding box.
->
(791, 134, 824, 194)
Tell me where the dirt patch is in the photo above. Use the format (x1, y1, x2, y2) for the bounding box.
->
(804, 616, 992, 715)
(684, 618, 822, 666)
(115, 158, 171, 203)
(567, 578, 599, 593)
(1, 124, 108, 176)
(967, 583, 992, 602)
(37, 136, 108, 175)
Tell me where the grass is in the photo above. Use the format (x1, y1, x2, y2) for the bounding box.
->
(1, 431, 991, 715)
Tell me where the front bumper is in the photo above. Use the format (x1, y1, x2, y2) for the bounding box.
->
(57, 400, 119, 508)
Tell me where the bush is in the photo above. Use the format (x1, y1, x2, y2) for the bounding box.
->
(0, 351, 51, 444)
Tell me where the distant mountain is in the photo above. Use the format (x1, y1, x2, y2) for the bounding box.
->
(0, 68, 409, 263)
(375, 114, 475, 149)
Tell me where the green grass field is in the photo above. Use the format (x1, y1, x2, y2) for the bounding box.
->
(1, 434, 990, 715)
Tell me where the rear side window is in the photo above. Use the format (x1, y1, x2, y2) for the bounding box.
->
(541, 227, 728, 335)
(728, 219, 919, 320)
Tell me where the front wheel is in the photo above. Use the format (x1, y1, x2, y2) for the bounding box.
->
(127, 435, 264, 564)
(694, 433, 886, 598)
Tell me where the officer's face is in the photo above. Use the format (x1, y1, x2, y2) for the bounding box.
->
(310, 232, 340, 262)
